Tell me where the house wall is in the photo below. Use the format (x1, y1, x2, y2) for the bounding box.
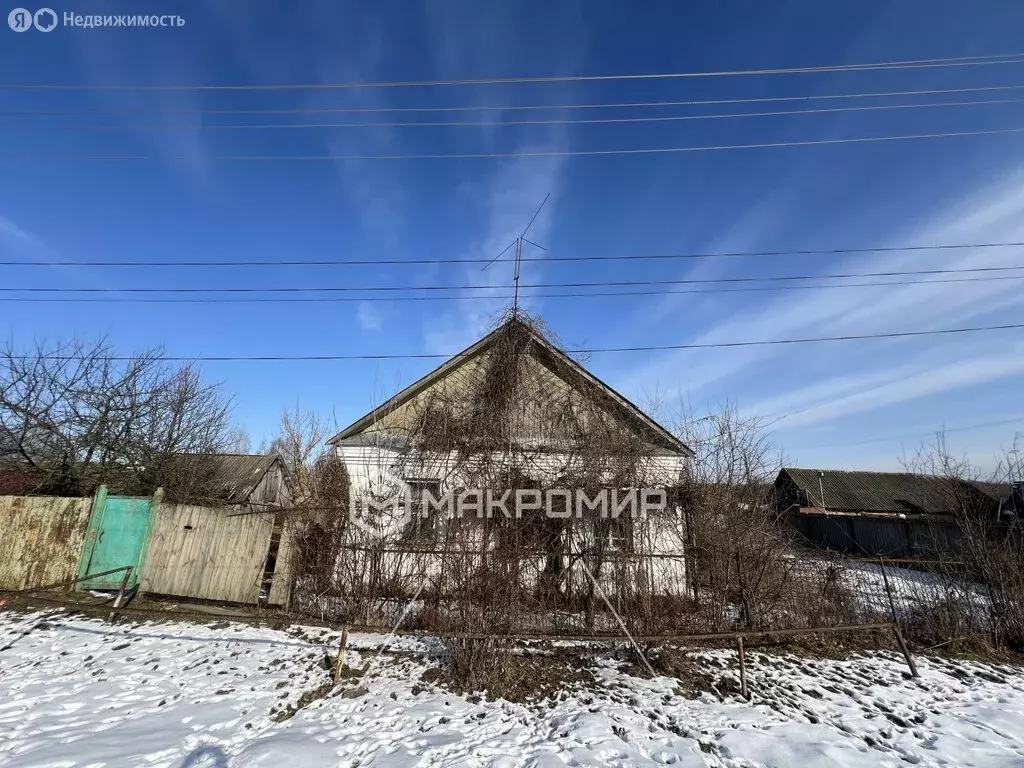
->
(334, 442, 688, 596)
(0, 494, 93, 590)
(337, 444, 686, 499)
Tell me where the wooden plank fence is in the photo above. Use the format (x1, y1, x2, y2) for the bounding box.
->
(142, 503, 289, 604)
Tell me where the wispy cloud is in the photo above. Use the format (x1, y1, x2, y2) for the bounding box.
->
(69, 28, 210, 180)
(0, 216, 35, 245)
(356, 301, 383, 332)
(618, 166, 1024, 418)
(0, 215, 105, 289)
(753, 342, 1024, 430)
(410, 0, 585, 356)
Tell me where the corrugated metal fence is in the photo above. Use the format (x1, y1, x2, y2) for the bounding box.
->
(0, 495, 92, 591)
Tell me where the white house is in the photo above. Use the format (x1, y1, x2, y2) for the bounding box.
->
(325, 316, 692, 603)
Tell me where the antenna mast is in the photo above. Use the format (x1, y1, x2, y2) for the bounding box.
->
(483, 193, 551, 318)
(513, 192, 551, 317)
(512, 235, 524, 315)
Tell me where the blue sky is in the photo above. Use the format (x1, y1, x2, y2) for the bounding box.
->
(2, 0, 1024, 472)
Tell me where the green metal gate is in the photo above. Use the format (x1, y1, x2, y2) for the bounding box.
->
(77, 486, 162, 591)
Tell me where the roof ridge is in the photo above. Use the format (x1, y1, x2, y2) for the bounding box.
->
(785, 467, 942, 477)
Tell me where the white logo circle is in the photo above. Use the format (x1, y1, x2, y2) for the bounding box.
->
(8, 7, 33, 31)
(33, 7, 56, 31)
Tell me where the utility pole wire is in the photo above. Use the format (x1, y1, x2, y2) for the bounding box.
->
(10, 323, 1024, 362)
(5, 264, 1023, 294)
(51, 126, 1024, 160)
(1, 274, 1020, 304)
(7, 239, 1024, 268)
(35, 96, 1024, 131)
(3, 52, 1022, 90)
(7, 83, 1024, 117)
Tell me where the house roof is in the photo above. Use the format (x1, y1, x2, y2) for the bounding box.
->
(778, 467, 995, 516)
(0, 469, 44, 495)
(327, 316, 692, 457)
(187, 453, 283, 504)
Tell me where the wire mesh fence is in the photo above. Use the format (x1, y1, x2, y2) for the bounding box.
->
(285, 532, 1014, 652)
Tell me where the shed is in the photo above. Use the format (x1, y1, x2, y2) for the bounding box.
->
(173, 452, 293, 510)
(773, 467, 1001, 558)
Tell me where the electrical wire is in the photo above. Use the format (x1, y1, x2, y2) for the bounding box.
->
(1, 275, 1020, 303)
(6, 84, 1024, 117)
(12, 323, 1024, 362)
(26, 96, 1024, 131)
(5, 239, 1024, 268)
(4, 264, 1022, 294)
(57, 126, 1024, 160)
(3, 52, 1023, 91)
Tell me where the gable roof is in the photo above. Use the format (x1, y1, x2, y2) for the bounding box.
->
(327, 316, 691, 457)
(778, 467, 997, 516)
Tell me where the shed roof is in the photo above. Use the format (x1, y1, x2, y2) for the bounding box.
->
(778, 468, 995, 516)
(969, 480, 1016, 505)
(181, 453, 282, 504)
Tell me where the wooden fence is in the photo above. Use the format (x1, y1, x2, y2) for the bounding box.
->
(143, 503, 286, 604)
(787, 510, 962, 558)
(0, 493, 296, 605)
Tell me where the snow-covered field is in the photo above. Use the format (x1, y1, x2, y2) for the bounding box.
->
(2, 609, 1024, 767)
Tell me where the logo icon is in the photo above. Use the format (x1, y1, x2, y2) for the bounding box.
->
(8, 7, 32, 30)
(350, 488, 410, 538)
(33, 7, 55, 31)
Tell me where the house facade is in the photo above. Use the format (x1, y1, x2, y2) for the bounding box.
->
(325, 316, 692, 598)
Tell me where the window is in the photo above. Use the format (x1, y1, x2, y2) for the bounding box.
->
(404, 480, 443, 543)
(602, 517, 633, 552)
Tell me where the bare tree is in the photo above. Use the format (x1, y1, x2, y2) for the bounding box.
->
(0, 337, 237, 500)
(268, 404, 327, 505)
(662, 402, 812, 631)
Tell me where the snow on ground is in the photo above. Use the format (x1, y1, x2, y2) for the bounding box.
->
(2, 609, 1024, 767)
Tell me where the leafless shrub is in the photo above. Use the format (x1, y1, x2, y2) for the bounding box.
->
(904, 435, 1024, 650)
(441, 637, 512, 693)
(662, 402, 825, 631)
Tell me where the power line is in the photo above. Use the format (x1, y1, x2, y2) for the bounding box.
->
(55, 126, 1024, 160)
(5, 264, 1022, 294)
(13, 323, 1024, 361)
(3, 52, 1023, 91)
(1, 274, 1021, 303)
(26, 96, 1024, 131)
(5, 240, 1024, 268)
(6, 84, 1024, 117)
